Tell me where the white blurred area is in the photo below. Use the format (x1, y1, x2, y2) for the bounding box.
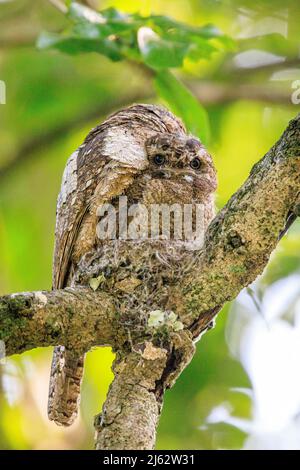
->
(207, 273, 300, 450)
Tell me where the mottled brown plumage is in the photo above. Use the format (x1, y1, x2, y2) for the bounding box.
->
(48, 104, 217, 426)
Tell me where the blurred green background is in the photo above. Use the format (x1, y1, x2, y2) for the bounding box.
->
(0, 0, 300, 450)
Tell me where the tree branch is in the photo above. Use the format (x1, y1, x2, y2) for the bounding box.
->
(94, 351, 166, 450)
(0, 288, 116, 356)
(95, 331, 195, 450)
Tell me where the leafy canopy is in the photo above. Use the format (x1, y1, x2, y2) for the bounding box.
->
(37, 2, 235, 145)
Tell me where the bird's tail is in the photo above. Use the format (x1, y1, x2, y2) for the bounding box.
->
(48, 346, 85, 426)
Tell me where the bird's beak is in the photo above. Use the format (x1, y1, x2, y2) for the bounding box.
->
(152, 170, 171, 179)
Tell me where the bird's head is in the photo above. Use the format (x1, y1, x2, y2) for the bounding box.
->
(145, 133, 217, 196)
(99, 104, 217, 199)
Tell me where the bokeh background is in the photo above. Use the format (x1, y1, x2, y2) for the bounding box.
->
(0, 0, 300, 450)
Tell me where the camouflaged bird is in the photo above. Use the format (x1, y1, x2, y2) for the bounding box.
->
(48, 104, 217, 426)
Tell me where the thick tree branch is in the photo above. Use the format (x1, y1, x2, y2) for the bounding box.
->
(0, 288, 116, 356)
(95, 331, 195, 450)
(94, 351, 166, 450)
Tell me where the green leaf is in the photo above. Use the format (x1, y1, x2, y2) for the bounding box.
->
(38, 5, 234, 71)
(69, 4, 143, 36)
(154, 70, 210, 145)
(101, 7, 127, 21)
(137, 17, 234, 68)
(137, 27, 188, 69)
(149, 16, 235, 48)
(37, 6, 234, 80)
(149, 16, 218, 38)
(186, 36, 218, 61)
(37, 31, 123, 61)
(89, 274, 106, 291)
(68, 2, 107, 24)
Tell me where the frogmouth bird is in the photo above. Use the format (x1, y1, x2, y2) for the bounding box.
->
(48, 104, 217, 426)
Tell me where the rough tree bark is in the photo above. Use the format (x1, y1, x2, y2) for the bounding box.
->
(0, 114, 299, 449)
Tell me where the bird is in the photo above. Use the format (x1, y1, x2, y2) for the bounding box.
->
(48, 104, 217, 426)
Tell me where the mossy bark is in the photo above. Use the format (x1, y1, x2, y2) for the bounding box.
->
(0, 288, 116, 356)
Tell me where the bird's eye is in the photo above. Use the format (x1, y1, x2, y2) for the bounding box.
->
(190, 157, 201, 170)
(153, 154, 166, 166)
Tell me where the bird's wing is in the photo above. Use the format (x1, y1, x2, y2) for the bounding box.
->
(53, 128, 140, 289)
